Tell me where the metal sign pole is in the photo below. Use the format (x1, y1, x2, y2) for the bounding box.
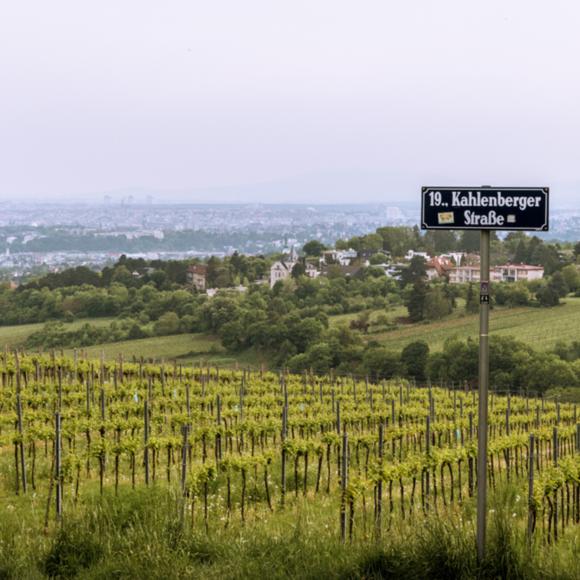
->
(420, 184, 550, 560)
(476, 229, 490, 560)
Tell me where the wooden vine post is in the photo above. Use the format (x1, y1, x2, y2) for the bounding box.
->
(527, 433, 535, 543)
(55, 411, 62, 520)
(340, 429, 348, 543)
(15, 352, 27, 494)
(376, 423, 384, 538)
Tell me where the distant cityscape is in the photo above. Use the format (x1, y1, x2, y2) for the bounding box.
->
(0, 200, 578, 281)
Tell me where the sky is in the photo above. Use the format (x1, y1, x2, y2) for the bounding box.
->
(1, 1, 579, 205)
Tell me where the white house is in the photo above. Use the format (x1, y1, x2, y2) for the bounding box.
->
(495, 264, 544, 282)
(449, 265, 484, 284)
(449, 263, 544, 284)
(321, 249, 357, 266)
(304, 263, 320, 279)
(206, 285, 248, 298)
(405, 250, 430, 262)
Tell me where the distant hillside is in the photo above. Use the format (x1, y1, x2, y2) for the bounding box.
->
(370, 297, 580, 352)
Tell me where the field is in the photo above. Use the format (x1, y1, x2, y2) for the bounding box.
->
(370, 297, 580, 352)
(1, 353, 579, 578)
(1, 298, 578, 371)
(0, 318, 113, 349)
(0, 320, 261, 368)
(63, 333, 264, 366)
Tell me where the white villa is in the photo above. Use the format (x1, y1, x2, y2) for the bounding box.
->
(320, 249, 358, 266)
(449, 263, 544, 284)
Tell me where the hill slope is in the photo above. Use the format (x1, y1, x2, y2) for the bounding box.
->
(371, 297, 580, 352)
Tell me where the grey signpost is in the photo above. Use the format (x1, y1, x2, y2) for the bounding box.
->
(421, 186, 549, 560)
(477, 228, 490, 561)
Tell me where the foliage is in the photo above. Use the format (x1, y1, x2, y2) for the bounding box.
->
(401, 341, 429, 381)
(302, 240, 327, 257)
(405, 279, 428, 322)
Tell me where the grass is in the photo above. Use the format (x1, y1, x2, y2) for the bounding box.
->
(329, 304, 409, 327)
(2, 296, 580, 367)
(1, 485, 578, 579)
(66, 333, 267, 368)
(0, 318, 113, 349)
(0, 318, 263, 368)
(369, 296, 580, 352)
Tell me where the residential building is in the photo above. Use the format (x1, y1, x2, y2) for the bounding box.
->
(269, 247, 298, 287)
(495, 264, 544, 282)
(320, 249, 357, 266)
(186, 264, 208, 291)
(449, 263, 543, 284)
(405, 250, 430, 262)
(440, 252, 464, 266)
(206, 285, 248, 298)
(449, 265, 483, 284)
(304, 262, 320, 279)
(425, 256, 454, 280)
(270, 260, 294, 287)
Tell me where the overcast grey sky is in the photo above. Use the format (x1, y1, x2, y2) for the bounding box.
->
(1, 1, 579, 204)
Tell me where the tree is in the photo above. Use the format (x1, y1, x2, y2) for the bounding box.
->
(362, 347, 402, 379)
(349, 311, 371, 333)
(513, 239, 528, 263)
(560, 265, 580, 293)
(536, 285, 560, 307)
(111, 265, 134, 287)
(465, 283, 478, 314)
(219, 319, 246, 351)
(401, 341, 429, 381)
(406, 279, 427, 322)
(358, 233, 383, 253)
(287, 316, 324, 352)
(375, 226, 420, 257)
(302, 240, 326, 257)
(154, 312, 180, 335)
(549, 271, 569, 298)
(400, 256, 427, 286)
(427, 338, 479, 383)
(457, 231, 480, 252)
(528, 239, 562, 274)
(423, 231, 457, 254)
(291, 262, 306, 278)
(494, 282, 531, 307)
(304, 342, 334, 374)
(424, 286, 452, 320)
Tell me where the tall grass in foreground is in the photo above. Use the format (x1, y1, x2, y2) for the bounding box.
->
(0, 485, 578, 579)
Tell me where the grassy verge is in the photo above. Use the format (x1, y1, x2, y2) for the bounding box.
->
(1, 485, 578, 579)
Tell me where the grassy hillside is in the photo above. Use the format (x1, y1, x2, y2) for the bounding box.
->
(2, 297, 579, 366)
(371, 296, 580, 352)
(0, 318, 113, 349)
(0, 320, 259, 368)
(65, 333, 266, 368)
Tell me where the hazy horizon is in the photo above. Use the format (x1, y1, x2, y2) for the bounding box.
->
(1, 1, 579, 204)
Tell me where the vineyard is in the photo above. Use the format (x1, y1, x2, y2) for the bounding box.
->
(1, 352, 580, 578)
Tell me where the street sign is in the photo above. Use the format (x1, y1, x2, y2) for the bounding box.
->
(419, 184, 551, 562)
(421, 187, 549, 231)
